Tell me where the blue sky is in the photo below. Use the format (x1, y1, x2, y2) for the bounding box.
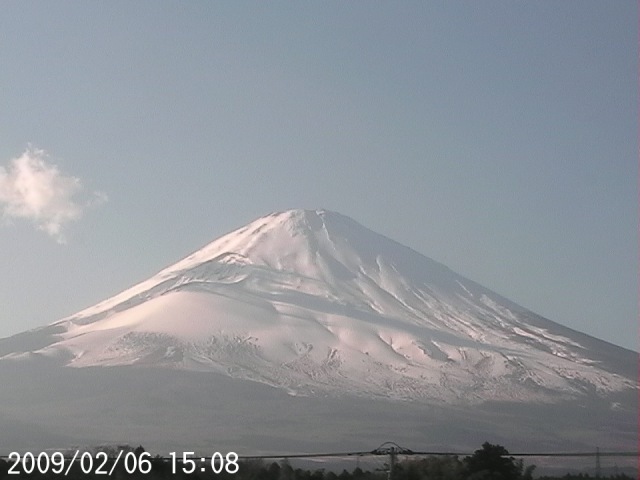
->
(0, 1, 637, 350)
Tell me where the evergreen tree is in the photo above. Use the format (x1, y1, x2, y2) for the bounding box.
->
(464, 442, 524, 480)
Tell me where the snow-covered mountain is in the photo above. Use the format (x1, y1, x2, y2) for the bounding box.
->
(0, 208, 636, 462)
(1, 209, 635, 405)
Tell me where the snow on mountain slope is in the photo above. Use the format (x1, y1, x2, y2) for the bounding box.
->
(0, 209, 636, 404)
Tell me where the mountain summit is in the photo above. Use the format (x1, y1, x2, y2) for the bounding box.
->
(2, 209, 635, 405)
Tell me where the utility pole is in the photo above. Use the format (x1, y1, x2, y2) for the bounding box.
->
(371, 442, 413, 480)
(388, 446, 397, 480)
(595, 447, 601, 478)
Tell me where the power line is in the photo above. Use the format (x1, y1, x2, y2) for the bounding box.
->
(0, 445, 636, 461)
(238, 450, 637, 460)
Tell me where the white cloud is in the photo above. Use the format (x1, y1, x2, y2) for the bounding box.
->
(0, 147, 107, 243)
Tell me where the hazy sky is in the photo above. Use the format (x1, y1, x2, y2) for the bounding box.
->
(0, 2, 637, 350)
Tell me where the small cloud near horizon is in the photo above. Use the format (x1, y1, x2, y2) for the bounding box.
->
(0, 146, 107, 243)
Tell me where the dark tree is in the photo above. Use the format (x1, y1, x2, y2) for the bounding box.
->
(0, 459, 8, 480)
(464, 442, 528, 480)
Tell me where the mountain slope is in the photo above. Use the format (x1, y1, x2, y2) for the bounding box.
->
(1, 209, 635, 405)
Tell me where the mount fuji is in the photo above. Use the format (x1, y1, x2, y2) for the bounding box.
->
(0, 209, 636, 456)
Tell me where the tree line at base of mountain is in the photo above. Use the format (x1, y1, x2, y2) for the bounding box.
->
(0, 443, 634, 480)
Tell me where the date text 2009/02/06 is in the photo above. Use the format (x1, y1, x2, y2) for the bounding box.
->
(6, 451, 239, 476)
